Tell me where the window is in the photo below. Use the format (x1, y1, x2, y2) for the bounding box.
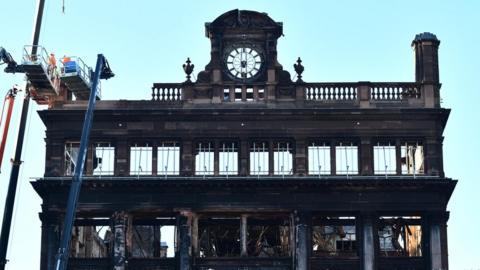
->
(247, 217, 290, 257)
(401, 142, 424, 175)
(250, 141, 269, 175)
(219, 141, 238, 175)
(65, 142, 80, 176)
(157, 141, 180, 175)
(130, 143, 152, 175)
(335, 142, 358, 175)
(273, 142, 293, 175)
(199, 217, 240, 257)
(378, 216, 422, 257)
(93, 143, 115, 175)
(308, 142, 331, 175)
(312, 217, 357, 257)
(70, 219, 112, 258)
(373, 142, 396, 175)
(195, 141, 214, 176)
(131, 221, 176, 258)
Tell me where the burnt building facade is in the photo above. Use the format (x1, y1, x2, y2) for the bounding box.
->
(32, 10, 455, 270)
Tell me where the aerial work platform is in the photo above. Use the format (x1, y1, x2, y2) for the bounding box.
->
(21, 45, 59, 104)
(60, 56, 101, 100)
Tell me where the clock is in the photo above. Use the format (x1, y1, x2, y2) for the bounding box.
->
(225, 46, 263, 80)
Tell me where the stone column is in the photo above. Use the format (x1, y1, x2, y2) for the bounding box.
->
(239, 140, 249, 176)
(44, 138, 64, 177)
(294, 139, 306, 176)
(39, 211, 61, 270)
(178, 212, 192, 270)
(115, 140, 129, 176)
(192, 214, 199, 258)
(425, 137, 444, 177)
(240, 215, 248, 257)
(361, 213, 376, 270)
(112, 211, 128, 270)
(429, 212, 449, 270)
(181, 140, 194, 176)
(294, 212, 310, 270)
(358, 82, 371, 108)
(360, 137, 373, 175)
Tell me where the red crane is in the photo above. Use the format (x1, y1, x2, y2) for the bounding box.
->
(0, 86, 20, 171)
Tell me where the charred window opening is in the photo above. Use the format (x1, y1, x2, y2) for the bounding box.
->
(250, 141, 269, 175)
(92, 142, 115, 176)
(312, 216, 357, 257)
(247, 217, 290, 257)
(401, 142, 424, 175)
(157, 141, 180, 176)
(199, 218, 240, 257)
(195, 141, 214, 176)
(130, 219, 175, 258)
(70, 219, 112, 258)
(308, 141, 331, 175)
(219, 141, 238, 175)
(378, 216, 422, 257)
(246, 87, 254, 101)
(373, 141, 396, 175)
(64, 142, 80, 176)
(235, 87, 242, 102)
(130, 143, 153, 175)
(273, 142, 293, 176)
(335, 142, 358, 175)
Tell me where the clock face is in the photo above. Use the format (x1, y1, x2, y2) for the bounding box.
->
(225, 47, 263, 79)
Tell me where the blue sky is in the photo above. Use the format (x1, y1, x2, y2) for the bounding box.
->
(0, 0, 479, 269)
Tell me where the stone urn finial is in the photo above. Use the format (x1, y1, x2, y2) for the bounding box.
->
(183, 57, 194, 82)
(293, 57, 304, 83)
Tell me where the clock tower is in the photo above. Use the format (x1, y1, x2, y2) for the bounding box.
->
(200, 9, 288, 87)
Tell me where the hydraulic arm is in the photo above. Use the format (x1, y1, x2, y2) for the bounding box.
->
(54, 54, 113, 270)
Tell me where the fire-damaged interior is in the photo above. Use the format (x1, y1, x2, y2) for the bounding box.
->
(32, 9, 455, 270)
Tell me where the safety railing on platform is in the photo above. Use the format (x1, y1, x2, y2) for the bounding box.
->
(305, 83, 358, 101)
(60, 56, 92, 86)
(59, 56, 101, 99)
(370, 82, 421, 101)
(152, 83, 182, 101)
(22, 45, 50, 72)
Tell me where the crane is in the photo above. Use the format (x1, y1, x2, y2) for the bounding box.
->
(0, 47, 20, 73)
(54, 54, 113, 270)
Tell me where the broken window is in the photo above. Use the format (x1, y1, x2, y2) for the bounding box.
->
(131, 220, 175, 258)
(273, 142, 293, 175)
(312, 217, 357, 257)
(335, 142, 358, 175)
(92, 143, 115, 176)
(219, 141, 238, 175)
(70, 223, 112, 258)
(308, 142, 331, 175)
(373, 142, 396, 175)
(195, 141, 214, 176)
(130, 143, 152, 175)
(65, 142, 80, 176)
(250, 141, 269, 175)
(247, 217, 290, 257)
(157, 141, 180, 176)
(199, 218, 240, 257)
(401, 142, 424, 175)
(378, 216, 422, 257)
